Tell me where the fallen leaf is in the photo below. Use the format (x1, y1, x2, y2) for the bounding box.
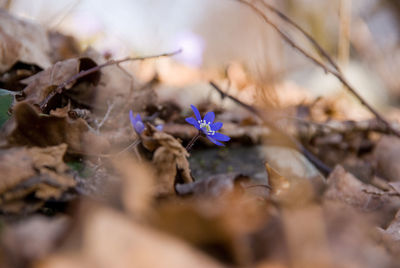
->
(175, 172, 251, 197)
(0, 10, 51, 73)
(0, 144, 76, 213)
(35, 206, 224, 268)
(379, 209, 400, 255)
(324, 166, 399, 213)
(281, 205, 333, 268)
(266, 163, 317, 207)
(152, 191, 270, 266)
(1, 102, 89, 152)
(1, 216, 69, 267)
(140, 125, 193, 196)
(112, 156, 155, 218)
(19, 57, 99, 111)
(374, 136, 400, 182)
(48, 31, 80, 62)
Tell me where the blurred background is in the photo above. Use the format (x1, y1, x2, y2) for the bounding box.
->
(2, 2, 400, 267)
(1, 0, 399, 115)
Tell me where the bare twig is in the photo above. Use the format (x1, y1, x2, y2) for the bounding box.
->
(258, 0, 341, 73)
(210, 81, 332, 176)
(39, 49, 182, 111)
(96, 101, 115, 132)
(210, 81, 260, 116)
(235, 0, 400, 137)
(290, 117, 400, 138)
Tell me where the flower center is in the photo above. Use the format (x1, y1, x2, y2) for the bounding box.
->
(198, 120, 215, 135)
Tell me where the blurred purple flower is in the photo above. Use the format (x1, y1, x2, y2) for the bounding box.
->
(185, 105, 230, 146)
(173, 31, 205, 67)
(130, 111, 145, 134)
(129, 110, 163, 135)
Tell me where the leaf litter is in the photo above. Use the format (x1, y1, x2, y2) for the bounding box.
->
(1, 5, 400, 268)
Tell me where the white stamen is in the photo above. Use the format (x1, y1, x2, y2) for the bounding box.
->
(198, 120, 214, 135)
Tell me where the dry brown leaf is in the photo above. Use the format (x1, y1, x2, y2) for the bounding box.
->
(379, 209, 400, 255)
(281, 205, 333, 268)
(0, 10, 51, 73)
(0, 144, 76, 213)
(1, 216, 69, 267)
(283, 201, 394, 268)
(140, 125, 193, 196)
(175, 173, 251, 197)
(81, 48, 158, 113)
(112, 156, 155, 218)
(35, 206, 224, 268)
(152, 192, 270, 266)
(48, 31, 80, 62)
(266, 163, 316, 207)
(374, 136, 400, 182)
(19, 57, 99, 110)
(1, 102, 89, 152)
(324, 166, 399, 213)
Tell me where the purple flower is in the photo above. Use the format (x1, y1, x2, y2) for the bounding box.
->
(185, 105, 230, 146)
(129, 110, 163, 135)
(130, 110, 145, 134)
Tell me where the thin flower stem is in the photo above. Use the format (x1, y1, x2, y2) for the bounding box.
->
(185, 131, 202, 153)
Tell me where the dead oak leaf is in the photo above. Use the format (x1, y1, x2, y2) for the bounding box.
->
(374, 136, 400, 182)
(2, 102, 89, 152)
(1, 216, 69, 266)
(0, 144, 76, 213)
(0, 10, 51, 73)
(266, 163, 316, 207)
(35, 206, 224, 268)
(379, 209, 400, 255)
(141, 126, 193, 196)
(175, 172, 251, 197)
(19, 57, 99, 110)
(324, 166, 400, 213)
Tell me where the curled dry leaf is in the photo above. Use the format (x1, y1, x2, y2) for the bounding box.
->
(35, 206, 224, 268)
(0, 10, 51, 73)
(20, 57, 100, 111)
(141, 125, 193, 196)
(324, 166, 400, 213)
(1, 102, 89, 152)
(0, 144, 76, 213)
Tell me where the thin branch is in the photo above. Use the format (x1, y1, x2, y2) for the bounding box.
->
(210, 81, 260, 116)
(39, 49, 182, 111)
(289, 117, 400, 137)
(235, 0, 400, 137)
(258, 0, 341, 73)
